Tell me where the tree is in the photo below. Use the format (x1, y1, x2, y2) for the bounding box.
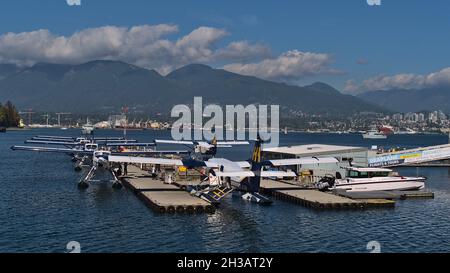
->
(0, 101, 20, 127)
(0, 103, 6, 127)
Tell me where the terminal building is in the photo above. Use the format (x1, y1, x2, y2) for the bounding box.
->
(262, 144, 369, 180)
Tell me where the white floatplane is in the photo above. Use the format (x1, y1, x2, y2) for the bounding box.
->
(11, 141, 190, 188)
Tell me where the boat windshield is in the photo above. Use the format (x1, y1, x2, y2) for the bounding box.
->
(348, 170, 390, 178)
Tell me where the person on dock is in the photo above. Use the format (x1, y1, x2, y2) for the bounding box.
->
(151, 165, 157, 178)
(123, 163, 128, 176)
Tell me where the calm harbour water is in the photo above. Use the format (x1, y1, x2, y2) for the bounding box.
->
(1, 129, 450, 253)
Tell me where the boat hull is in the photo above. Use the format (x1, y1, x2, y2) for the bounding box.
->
(362, 134, 387, 139)
(334, 178, 425, 192)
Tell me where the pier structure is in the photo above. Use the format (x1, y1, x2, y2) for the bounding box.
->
(259, 180, 397, 209)
(120, 164, 434, 213)
(368, 144, 450, 167)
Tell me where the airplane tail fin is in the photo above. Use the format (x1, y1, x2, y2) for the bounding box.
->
(247, 135, 263, 193)
(210, 136, 218, 157)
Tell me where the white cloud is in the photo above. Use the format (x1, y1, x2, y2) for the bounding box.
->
(344, 67, 450, 93)
(0, 24, 340, 80)
(216, 41, 271, 63)
(66, 0, 81, 6)
(223, 50, 339, 82)
(0, 25, 273, 75)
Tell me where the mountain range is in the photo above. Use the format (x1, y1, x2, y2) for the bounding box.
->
(358, 87, 450, 113)
(0, 60, 386, 115)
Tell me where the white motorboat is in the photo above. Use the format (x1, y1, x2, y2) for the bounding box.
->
(81, 119, 94, 135)
(317, 167, 425, 192)
(362, 129, 387, 139)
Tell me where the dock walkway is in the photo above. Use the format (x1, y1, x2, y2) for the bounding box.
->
(122, 165, 215, 214)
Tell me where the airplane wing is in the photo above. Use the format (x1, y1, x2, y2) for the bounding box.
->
(260, 171, 297, 177)
(33, 135, 75, 140)
(216, 141, 250, 145)
(205, 158, 251, 168)
(198, 141, 249, 148)
(214, 171, 255, 177)
(92, 137, 126, 141)
(106, 143, 156, 147)
(196, 141, 213, 148)
(216, 145, 233, 148)
(264, 157, 339, 166)
(25, 140, 84, 146)
(154, 140, 194, 145)
(205, 161, 251, 168)
(11, 146, 92, 155)
(236, 161, 251, 168)
(112, 150, 190, 156)
(95, 139, 137, 143)
(214, 170, 297, 178)
(32, 138, 75, 142)
(107, 155, 184, 166)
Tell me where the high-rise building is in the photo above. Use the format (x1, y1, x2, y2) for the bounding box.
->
(417, 113, 425, 122)
(429, 111, 438, 123)
(392, 113, 403, 121)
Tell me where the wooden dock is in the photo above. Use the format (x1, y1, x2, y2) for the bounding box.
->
(335, 189, 434, 200)
(121, 165, 215, 214)
(121, 167, 429, 212)
(259, 180, 395, 209)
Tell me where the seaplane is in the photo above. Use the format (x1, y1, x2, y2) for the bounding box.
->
(109, 136, 339, 204)
(31, 135, 127, 141)
(11, 141, 190, 189)
(12, 134, 338, 204)
(21, 135, 186, 166)
(154, 138, 250, 159)
(25, 136, 139, 147)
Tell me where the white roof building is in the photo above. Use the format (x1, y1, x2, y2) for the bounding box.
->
(263, 144, 369, 177)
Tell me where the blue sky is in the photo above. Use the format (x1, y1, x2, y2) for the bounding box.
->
(0, 0, 449, 93)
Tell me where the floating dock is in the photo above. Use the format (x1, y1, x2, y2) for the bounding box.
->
(335, 189, 434, 200)
(259, 180, 396, 209)
(121, 165, 215, 214)
(122, 166, 431, 212)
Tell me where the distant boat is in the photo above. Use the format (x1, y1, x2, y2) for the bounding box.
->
(362, 129, 387, 139)
(61, 127, 68, 130)
(81, 119, 94, 135)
